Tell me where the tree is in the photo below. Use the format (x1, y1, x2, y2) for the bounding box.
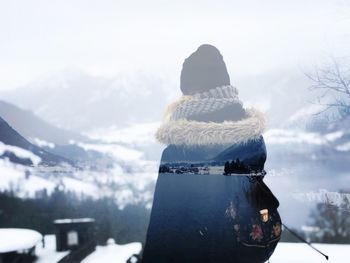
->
(224, 161, 230, 175)
(306, 57, 350, 117)
(309, 201, 350, 243)
(159, 165, 170, 173)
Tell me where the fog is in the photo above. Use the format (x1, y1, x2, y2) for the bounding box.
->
(0, 0, 350, 250)
(1, 0, 349, 91)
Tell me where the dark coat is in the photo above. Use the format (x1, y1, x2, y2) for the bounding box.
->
(142, 137, 281, 263)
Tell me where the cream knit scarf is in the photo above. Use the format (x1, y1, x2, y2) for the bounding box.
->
(170, 85, 242, 120)
(156, 85, 266, 146)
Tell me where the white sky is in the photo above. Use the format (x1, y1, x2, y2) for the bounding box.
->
(0, 0, 349, 90)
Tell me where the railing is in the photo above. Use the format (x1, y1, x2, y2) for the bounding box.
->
(57, 241, 95, 263)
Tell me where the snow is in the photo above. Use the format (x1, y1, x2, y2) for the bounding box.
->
(76, 142, 144, 163)
(0, 228, 348, 263)
(292, 189, 350, 207)
(0, 141, 41, 166)
(85, 122, 159, 145)
(54, 218, 95, 224)
(0, 159, 26, 191)
(1, 120, 159, 208)
(0, 228, 42, 253)
(0, 155, 157, 208)
(61, 176, 99, 197)
(324, 131, 343, 142)
(82, 241, 142, 263)
(0, 158, 56, 197)
(336, 141, 350, 152)
(35, 235, 69, 263)
(20, 174, 56, 197)
(288, 104, 325, 123)
(264, 129, 344, 145)
(264, 129, 324, 145)
(32, 138, 55, 149)
(75, 241, 346, 263)
(0, 123, 159, 208)
(64, 140, 158, 208)
(270, 242, 350, 262)
(244, 99, 271, 112)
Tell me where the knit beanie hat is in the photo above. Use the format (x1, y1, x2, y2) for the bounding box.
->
(180, 44, 231, 95)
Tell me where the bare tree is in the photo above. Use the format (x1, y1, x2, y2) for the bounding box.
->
(306, 57, 350, 117)
(310, 200, 350, 243)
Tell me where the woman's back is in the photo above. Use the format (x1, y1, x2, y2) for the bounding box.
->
(142, 44, 281, 263)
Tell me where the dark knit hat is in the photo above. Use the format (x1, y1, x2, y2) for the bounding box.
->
(180, 44, 231, 95)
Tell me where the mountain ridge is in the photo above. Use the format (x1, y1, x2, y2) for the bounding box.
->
(0, 100, 90, 145)
(0, 116, 72, 166)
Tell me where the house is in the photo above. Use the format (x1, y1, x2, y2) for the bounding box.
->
(53, 218, 96, 262)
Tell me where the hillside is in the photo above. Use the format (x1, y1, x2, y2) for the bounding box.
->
(0, 100, 89, 145)
(0, 116, 71, 166)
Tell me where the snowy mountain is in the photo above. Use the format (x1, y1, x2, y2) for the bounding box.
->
(275, 100, 350, 162)
(0, 100, 110, 164)
(1, 67, 348, 235)
(0, 119, 159, 208)
(0, 100, 90, 145)
(235, 68, 315, 128)
(0, 68, 316, 132)
(0, 69, 174, 132)
(0, 116, 71, 166)
(0, 67, 322, 133)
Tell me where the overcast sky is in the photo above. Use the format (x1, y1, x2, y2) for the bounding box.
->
(0, 0, 349, 90)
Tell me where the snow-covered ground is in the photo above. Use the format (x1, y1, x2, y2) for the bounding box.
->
(270, 242, 348, 262)
(35, 235, 69, 263)
(33, 239, 349, 263)
(82, 239, 142, 263)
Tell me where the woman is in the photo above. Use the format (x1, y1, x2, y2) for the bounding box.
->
(142, 44, 281, 263)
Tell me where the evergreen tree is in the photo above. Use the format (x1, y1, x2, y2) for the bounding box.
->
(224, 161, 230, 175)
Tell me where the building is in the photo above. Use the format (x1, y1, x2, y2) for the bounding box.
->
(54, 218, 96, 262)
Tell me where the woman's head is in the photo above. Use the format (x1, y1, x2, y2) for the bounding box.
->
(180, 44, 230, 95)
(179, 44, 245, 122)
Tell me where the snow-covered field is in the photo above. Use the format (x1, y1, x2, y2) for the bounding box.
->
(36, 235, 69, 263)
(0, 137, 159, 208)
(35, 235, 141, 263)
(34, 239, 349, 263)
(270, 242, 348, 263)
(82, 239, 142, 263)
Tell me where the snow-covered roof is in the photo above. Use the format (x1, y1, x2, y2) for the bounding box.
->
(0, 228, 42, 253)
(54, 218, 95, 224)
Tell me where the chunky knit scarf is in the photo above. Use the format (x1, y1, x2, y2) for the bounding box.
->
(156, 85, 266, 146)
(170, 85, 242, 120)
